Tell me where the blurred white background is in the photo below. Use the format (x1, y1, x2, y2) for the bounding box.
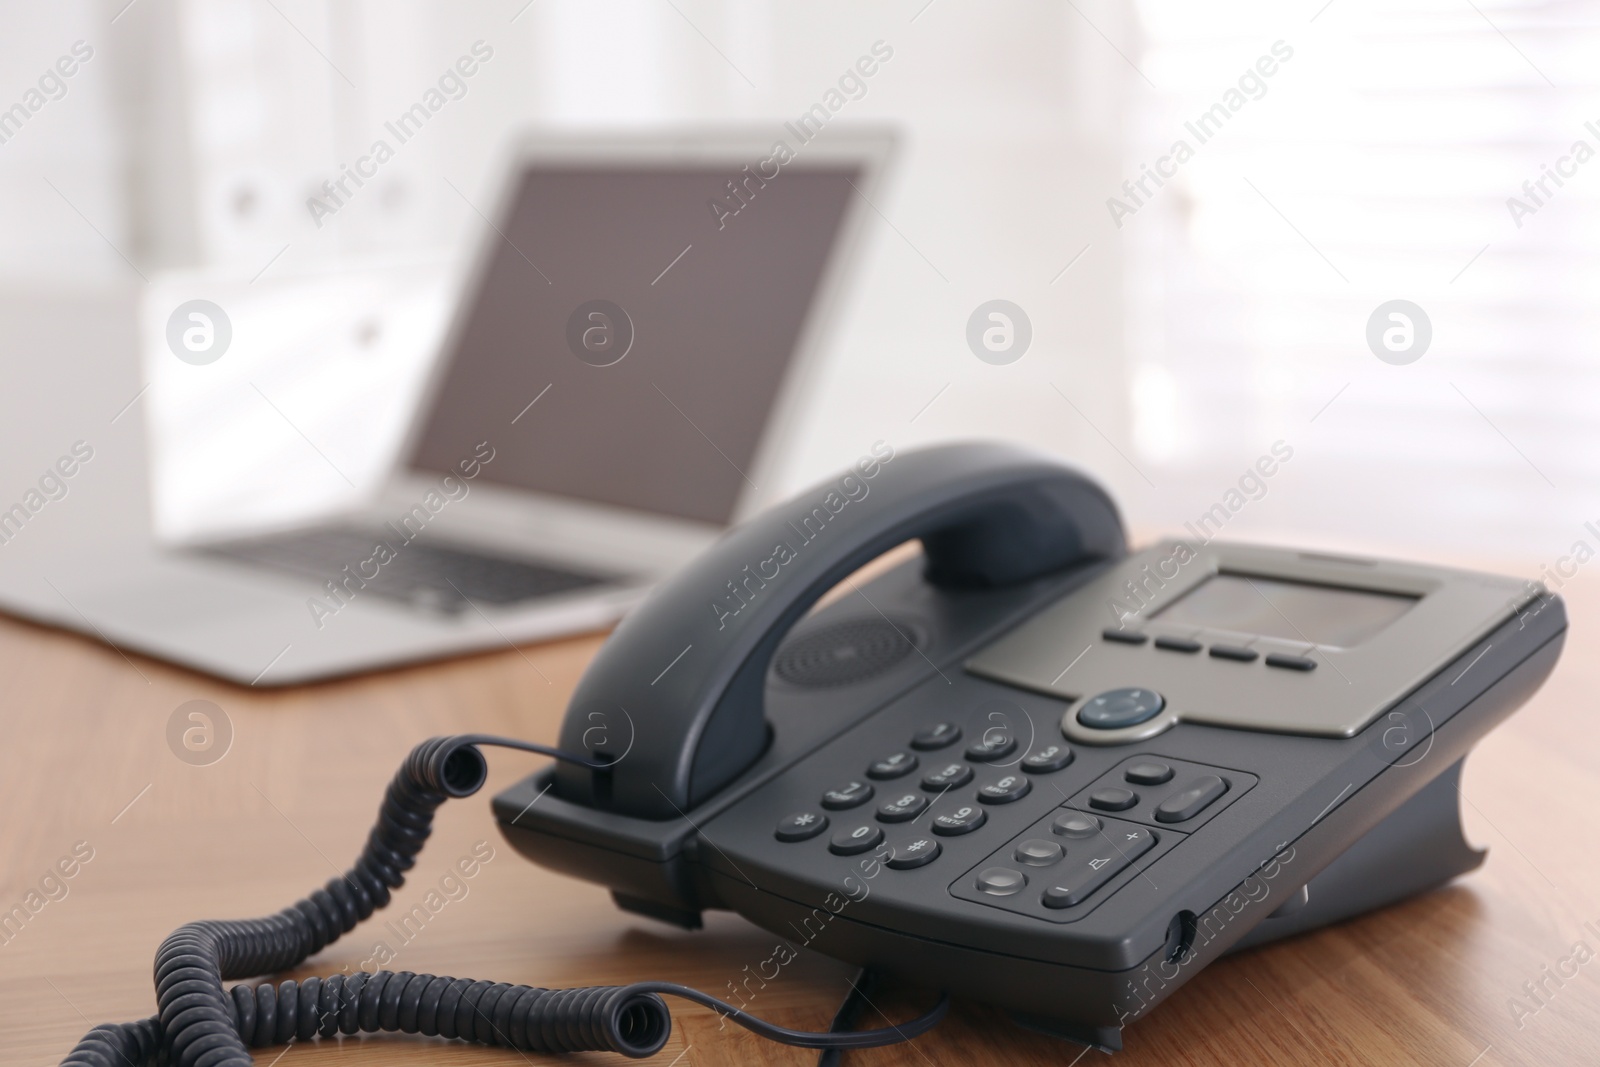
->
(1, 0, 1594, 578)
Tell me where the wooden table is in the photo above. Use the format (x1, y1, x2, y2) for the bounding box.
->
(2, 562, 1597, 1067)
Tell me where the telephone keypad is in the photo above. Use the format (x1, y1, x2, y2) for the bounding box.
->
(1020, 744, 1074, 773)
(876, 792, 929, 822)
(821, 781, 874, 810)
(774, 811, 829, 842)
(976, 774, 1032, 804)
(910, 722, 962, 750)
(866, 752, 918, 780)
(829, 823, 884, 855)
(931, 804, 987, 836)
(921, 762, 974, 791)
(883, 835, 942, 870)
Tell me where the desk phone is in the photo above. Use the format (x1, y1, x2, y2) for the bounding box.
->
(63, 442, 1565, 1065)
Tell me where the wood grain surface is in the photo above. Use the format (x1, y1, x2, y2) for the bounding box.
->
(1, 562, 1597, 1067)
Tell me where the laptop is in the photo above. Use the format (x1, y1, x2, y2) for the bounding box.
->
(0, 128, 894, 685)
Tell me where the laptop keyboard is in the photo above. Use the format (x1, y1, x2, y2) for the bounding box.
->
(202, 527, 613, 615)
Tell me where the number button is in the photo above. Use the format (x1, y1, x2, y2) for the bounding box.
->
(774, 811, 828, 842)
(821, 781, 874, 810)
(1021, 744, 1074, 774)
(867, 752, 918, 780)
(876, 793, 929, 823)
(977, 774, 1032, 804)
(884, 835, 942, 870)
(911, 722, 963, 750)
(965, 734, 1017, 762)
(921, 762, 974, 791)
(828, 823, 885, 855)
(931, 805, 987, 836)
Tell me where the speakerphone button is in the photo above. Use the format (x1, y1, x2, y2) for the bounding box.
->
(828, 823, 884, 855)
(1088, 787, 1139, 811)
(1153, 636, 1202, 654)
(1208, 645, 1259, 662)
(921, 762, 974, 791)
(867, 752, 919, 780)
(931, 805, 987, 836)
(976, 866, 1028, 896)
(1042, 826, 1156, 908)
(876, 792, 928, 823)
(884, 835, 941, 870)
(911, 722, 963, 750)
(1124, 761, 1174, 786)
(1021, 744, 1074, 773)
(1155, 775, 1229, 823)
(775, 812, 828, 842)
(821, 781, 874, 810)
(1265, 653, 1317, 672)
(1077, 688, 1166, 731)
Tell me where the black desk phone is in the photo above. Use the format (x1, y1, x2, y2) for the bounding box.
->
(65, 442, 1565, 1066)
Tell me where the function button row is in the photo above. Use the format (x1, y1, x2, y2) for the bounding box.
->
(911, 722, 962, 750)
(1098, 629, 1316, 672)
(922, 762, 974, 791)
(821, 781, 874, 810)
(1041, 825, 1157, 909)
(877, 792, 928, 822)
(867, 752, 918, 780)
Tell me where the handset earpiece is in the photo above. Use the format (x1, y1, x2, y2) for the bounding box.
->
(553, 440, 1125, 819)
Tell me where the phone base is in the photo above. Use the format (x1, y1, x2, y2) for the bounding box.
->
(1009, 1011, 1124, 1052)
(612, 891, 703, 930)
(1230, 755, 1483, 952)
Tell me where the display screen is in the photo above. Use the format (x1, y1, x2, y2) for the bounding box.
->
(1152, 573, 1418, 648)
(407, 163, 861, 525)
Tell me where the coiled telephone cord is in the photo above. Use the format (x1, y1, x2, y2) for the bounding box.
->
(59, 735, 947, 1065)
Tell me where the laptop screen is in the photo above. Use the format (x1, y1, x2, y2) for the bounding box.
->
(407, 160, 862, 525)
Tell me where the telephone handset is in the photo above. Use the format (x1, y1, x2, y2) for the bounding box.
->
(62, 443, 1566, 1064)
(553, 440, 1124, 818)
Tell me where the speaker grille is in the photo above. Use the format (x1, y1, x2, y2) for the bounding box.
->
(773, 617, 921, 688)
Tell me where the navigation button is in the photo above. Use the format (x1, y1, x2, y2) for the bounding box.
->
(911, 722, 963, 750)
(1154, 775, 1229, 823)
(1077, 688, 1165, 730)
(775, 811, 828, 842)
(884, 835, 941, 870)
(876, 792, 928, 823)
(821, 781, 874, 810)
(976, 866, 1027, 896)
(867, 752, 918, 780)
(828, 823, 884, 855)
(1041, 826, 1156, 908)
